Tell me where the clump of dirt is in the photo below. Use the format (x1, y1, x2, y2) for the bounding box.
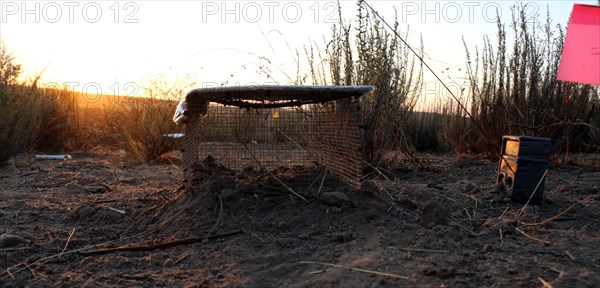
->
(1, 151, 599, 287)
(419, 200, 449, 228)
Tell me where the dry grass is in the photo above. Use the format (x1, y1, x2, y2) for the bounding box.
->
(0, 47, 37, 162)
(443, 5, 600, 156)
(2, 3, 598, 164)
(0, 44, 89, 162)
(297, 2, 424, 168)
(102, 76, 192, 163)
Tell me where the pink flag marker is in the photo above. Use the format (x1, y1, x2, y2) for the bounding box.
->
(557, 4, 600, 86)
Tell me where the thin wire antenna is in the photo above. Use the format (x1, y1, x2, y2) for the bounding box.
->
(360, 0, 484, 136)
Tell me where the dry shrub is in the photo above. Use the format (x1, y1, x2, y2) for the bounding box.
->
(316, 2, 424, 168)
(231, 109, 259, 144)
(0, 46, 37, 162)
(103, 76, 191, 162)
(229, 2, 425, 166)
(444, 5, 600, 156)
(0, 44, 89, 162)
(30, 87, 95, 152)
(406, 109, 451, 152)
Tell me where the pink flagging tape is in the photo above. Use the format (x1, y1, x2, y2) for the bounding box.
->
(557, 4, 600, 86)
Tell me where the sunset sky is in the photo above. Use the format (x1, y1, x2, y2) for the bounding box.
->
(1, 1, 596, 99)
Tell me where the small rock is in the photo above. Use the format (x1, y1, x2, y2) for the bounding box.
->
(397, 198, 418, 209)
(482, 243, 493, 254)
(298, 232, 313, 239)
(84, 184, 109, 194)
(319, 191, 352, 207)
(77, 205, 96, 219)
(436, 267, 457, 278)
(242, 164, 254, 173)
(220, 189, 239, 201)
(462, 181, 480, 194)
(485, 182, 507, 193)
(421, 267, 457, 278)
(419, 200, 449, 228)
(359, 180, 380, 193)
(0, 234, 26, 248)
(331, 232, 354, 243)
(446, 230, 463, 242)
(63, 183, 85, 194)
(327, 207, 343, 214)
(118, 178, 138, 185)
(463, 181, 475, 190)
(19, 232, 36, 241)
(427, 182, 444, 190)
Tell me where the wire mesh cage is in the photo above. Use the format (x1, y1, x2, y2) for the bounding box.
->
(174, 86, 372, 194)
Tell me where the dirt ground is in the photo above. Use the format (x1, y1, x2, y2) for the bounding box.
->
(1, 149, 599, 287)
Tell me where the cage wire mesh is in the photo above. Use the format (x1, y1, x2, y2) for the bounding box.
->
(177, 86, 372, 194)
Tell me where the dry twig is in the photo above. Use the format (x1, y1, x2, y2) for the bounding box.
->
(317, 169, 327, 196)
(515, 227, 550, 245)
(172, 251, 192, 265)
(299, 261, 408, 280)
(362, 161, 396, 203)
(520, 203, 577, 227)
(564, 250, 576, 261)
(395, 247, 449, 253)
(538, 276, 553, 288)
(209, 195, 224, 234)
(105, 206, 126, 214)
(498, 207, 509, 219)
(79, 230, 243, 256)
(242, 229, 266, 242)
(1, 228, 158, 280)
(518, 169, 548, 218)
(58, 228, 76, 258)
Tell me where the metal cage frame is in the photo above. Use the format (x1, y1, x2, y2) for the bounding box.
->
(175, 85, 372, 193)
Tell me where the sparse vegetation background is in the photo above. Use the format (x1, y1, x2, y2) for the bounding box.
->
(301, 2, 425, 168)
(0, 46, 36, 163)
(0, 44, 86, 162)
(102, 75, 192, 162)
(445, 6, 600, 157)
(1, 2, 599, 166)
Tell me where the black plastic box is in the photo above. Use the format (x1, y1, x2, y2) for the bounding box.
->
(497, 135, 551, 205)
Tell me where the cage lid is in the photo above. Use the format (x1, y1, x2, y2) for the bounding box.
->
(174, 85, 372, 124)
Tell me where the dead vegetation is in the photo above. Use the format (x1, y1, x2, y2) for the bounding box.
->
(445, 5, 600, 156)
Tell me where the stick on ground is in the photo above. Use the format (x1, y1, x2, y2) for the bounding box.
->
(299, 261, 408, 280)
(516, 227, 550, 245)
(58, 228, 76, 259)
(520, 203, 577, 227)
(79, 230, 243, 256)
